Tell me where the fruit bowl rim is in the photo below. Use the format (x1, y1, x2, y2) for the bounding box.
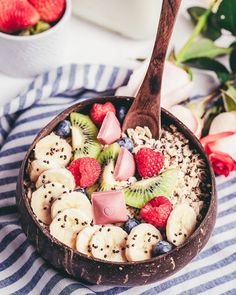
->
(17, 95, 217, 267)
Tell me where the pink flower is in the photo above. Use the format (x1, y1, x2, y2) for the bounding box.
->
(200, 132, 236, 176)
(169, 105, 202, 138)
(115, 60, 193, 108)
(209, 152, 236, 177)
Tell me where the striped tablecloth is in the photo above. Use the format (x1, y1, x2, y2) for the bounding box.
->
(0, 64, 236, 295)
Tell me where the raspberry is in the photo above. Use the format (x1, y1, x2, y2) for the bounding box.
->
(90, 102, 116, 126)
(140, 196, 172, 229)
(68, 158, 101, 188)
(135, 147, 164, 178)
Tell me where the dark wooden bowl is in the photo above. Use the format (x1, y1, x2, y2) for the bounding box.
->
(16, 96, 217, 286)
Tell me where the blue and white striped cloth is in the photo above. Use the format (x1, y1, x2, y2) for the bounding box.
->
(0, 64, 236, 295)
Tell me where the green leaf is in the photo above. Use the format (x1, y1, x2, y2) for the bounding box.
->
(202, 105, 223, 137)
(188, 7, 221, 40)
(35, 21, 51, 34)
(216, 0, 236, 35)
(29, 21, 51, 35)
(188, 6, 206, 22)
(181, 38, 232, 61)
(222, 85, 236, 111)
(230, 48, 236, 73)
(183, 57, 231, 83)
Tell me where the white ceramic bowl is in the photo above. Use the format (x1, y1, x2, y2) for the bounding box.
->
(0, 0, 71, 78)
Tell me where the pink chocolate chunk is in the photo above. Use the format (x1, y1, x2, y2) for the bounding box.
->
(114, 147, 136, 181)
(92, 190, 128, 225)
(97, 111, 121, 145)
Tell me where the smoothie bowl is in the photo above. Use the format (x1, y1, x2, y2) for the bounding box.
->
(16, 96, 216, 285)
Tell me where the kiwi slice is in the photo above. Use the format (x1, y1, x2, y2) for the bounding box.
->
(97, 142, 120, 166)
(98, 143, 120, 189)
(70, 112, 101, 159)
(86, 143, 120, 195)
(124, 168, 179, 209)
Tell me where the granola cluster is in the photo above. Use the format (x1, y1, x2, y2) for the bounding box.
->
(124, 125, 211, 218)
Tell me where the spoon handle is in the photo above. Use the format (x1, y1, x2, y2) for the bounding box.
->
(123, 0, 181, 139)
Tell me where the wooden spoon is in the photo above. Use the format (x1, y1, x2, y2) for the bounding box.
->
(122, 0, 182, 139)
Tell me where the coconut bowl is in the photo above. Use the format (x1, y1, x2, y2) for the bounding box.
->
(16, 96, 217, 286)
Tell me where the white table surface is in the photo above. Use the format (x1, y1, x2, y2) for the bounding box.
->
(0, 0, 229, 106)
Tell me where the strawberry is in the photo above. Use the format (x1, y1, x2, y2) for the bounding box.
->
(68, 157, 101, 188)
(29, 0, 66, 22)
(135, 147, 164, 178)
(90, 102, 116, 126)
(0, 0, 40, 34)
(140, 196, 172, 229)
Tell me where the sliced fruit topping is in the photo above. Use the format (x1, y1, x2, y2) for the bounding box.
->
(34, 133, 72, 167)
(90, 102, 116, 126)
(152, 240, 173, 256)
(54, 120, 71, 137)
(91, 143, 120, 192)
(140, 196, 172, 229)
(31, 182, 69, 225)
(36, 168, 75, 191)
(135, 147, 164, 178)
(123, 218, 140, 234)
(76, 225, 101, 256)
(89, 225, 128, 262)
(0, 0, 40, 34)
(70, 112, 101, 160)
(125, 223, 162, 262)
(51, 191, 92, 220)
(124, 168, 179, 209)
(117, 137, 134, 152)
(97, 112, 121, 145)
(98, 142, 120, 165)
(68, 157, 101, 188)
(166, 204, 197, 246)
(29, 0, 65, 22)
(114, 147, 135, 181)
(28, 157, 61, 182)
(92, 191, 127, 225)
(49, 208, 92, 249)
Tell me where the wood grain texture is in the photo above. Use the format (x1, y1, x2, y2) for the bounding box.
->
(16, 96, 217, 286)
(122, 0, 182, 139)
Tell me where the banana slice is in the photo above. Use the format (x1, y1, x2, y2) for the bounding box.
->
(36, 168, 75, 191)
(89, 226, 128, 262)
(126, 223, 162, 262)
(51, 191, 92, 220)
(31, 182, 69, 225)
(166, 204, 197, 246)
(49, 208, 92, 249)
(34, 133, 72, 166)
(76, 225, 100, 256)
(29, 158, 62, 182)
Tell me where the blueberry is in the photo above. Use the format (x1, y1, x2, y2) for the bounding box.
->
(124, 218, 140, 234)
(55, 120, 71, 137)
(152, 241, 173, 257)
(117, 106, 127, 123)
(76, 188, 86, 194)
(117, 138, 134, 152)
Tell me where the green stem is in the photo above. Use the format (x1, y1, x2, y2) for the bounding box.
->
(176, 0, 218, 63)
